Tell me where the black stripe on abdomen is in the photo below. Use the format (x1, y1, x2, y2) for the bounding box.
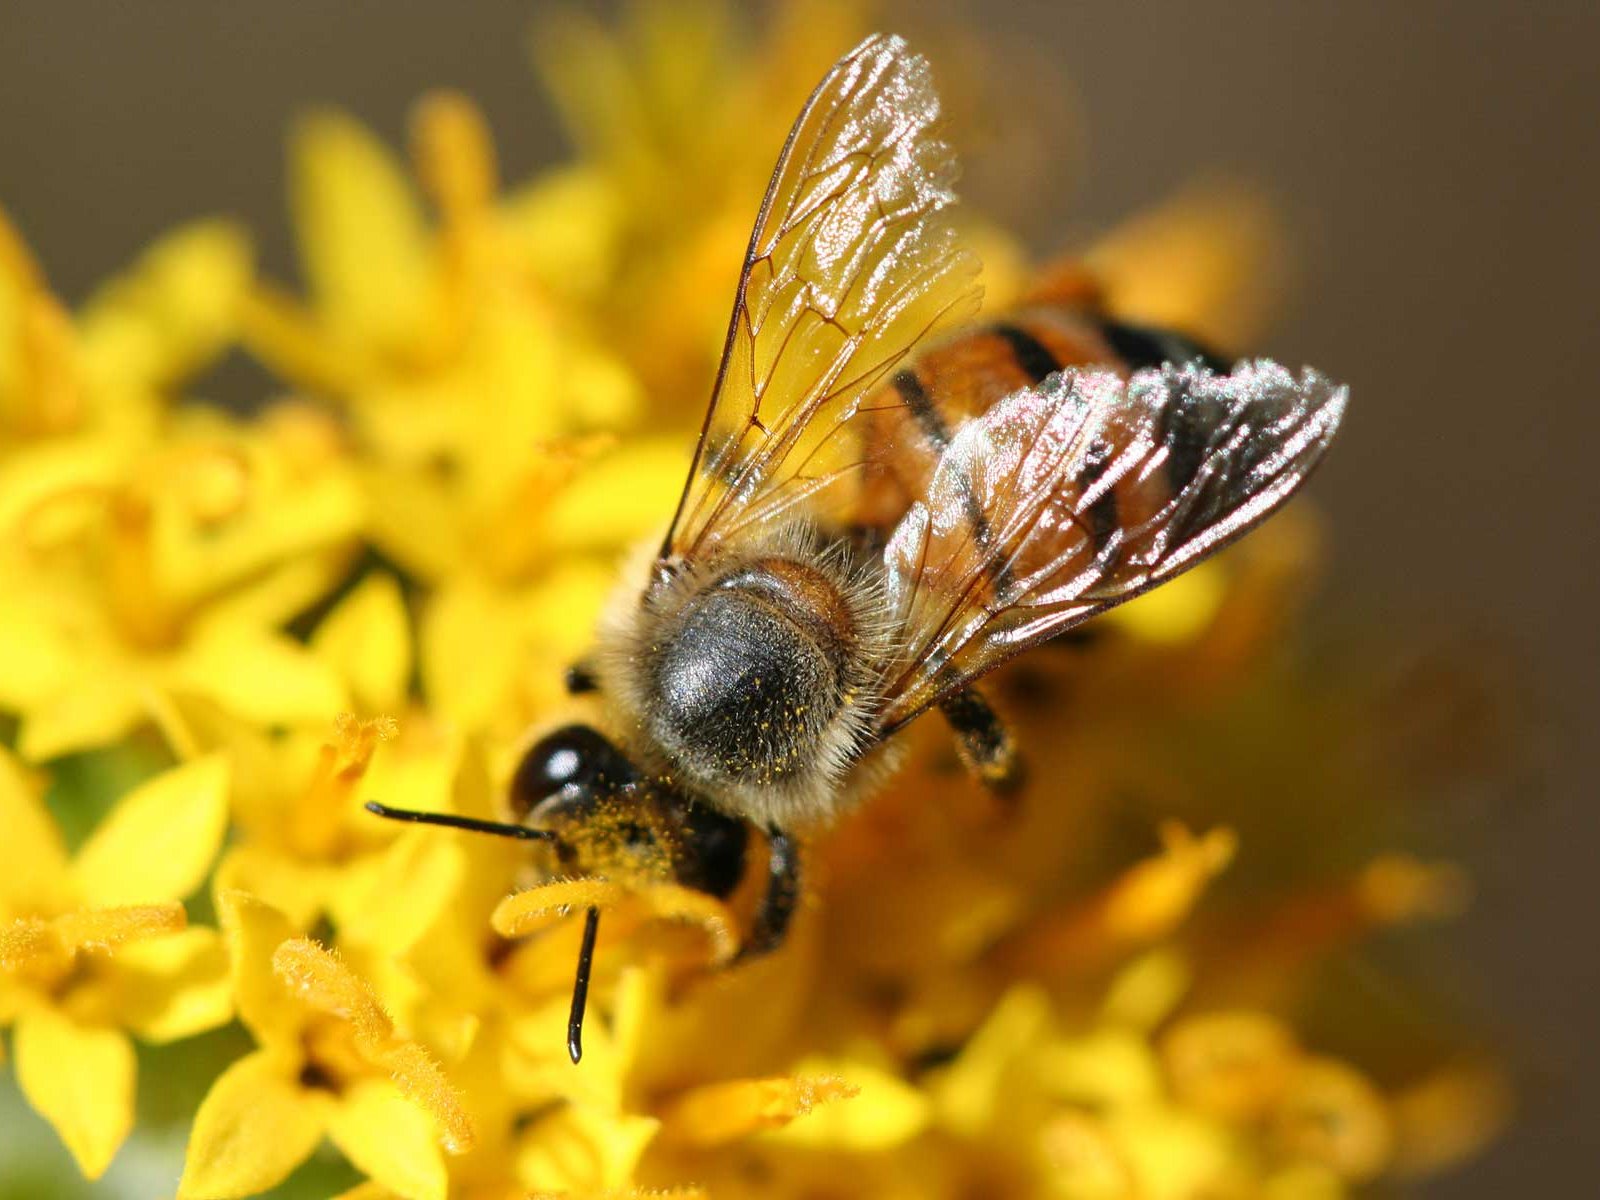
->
(1096, 318, 1232, 374)
(990, 322, 1063, 384)
(892, 368, 950, 449)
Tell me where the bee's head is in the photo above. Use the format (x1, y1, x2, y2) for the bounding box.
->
(364, 721, 748, 1065)
(506, 723, 671, 880)
(509, 724, 750, 900)
(509, 724, 639, 817)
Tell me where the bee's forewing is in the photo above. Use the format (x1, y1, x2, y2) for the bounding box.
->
(876, 359, 1347, 733)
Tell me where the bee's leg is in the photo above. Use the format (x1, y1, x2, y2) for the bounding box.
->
(938, 686, 1025, 796)
(564, 657, 599, 695)
(736, 825, 800, 961)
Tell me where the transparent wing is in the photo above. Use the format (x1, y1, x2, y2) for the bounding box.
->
(658, 33, 982, 566)
(877, 359, 1347, 732)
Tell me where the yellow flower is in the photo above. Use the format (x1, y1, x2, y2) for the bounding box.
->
(530, 0, 872, 399)
(1, 3, 1507, 1196)
(179, 891, 475, 1200)
(1, 204, 252, 451)
(0, 208, 350, 761)
(0, 748, 232, 1178)
(0, 399, 361, 760)
(237, 92, 687, 743)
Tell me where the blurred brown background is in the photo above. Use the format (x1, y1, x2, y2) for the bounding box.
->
(2, 1, 1594, 1193)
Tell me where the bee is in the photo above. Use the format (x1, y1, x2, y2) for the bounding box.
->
(368, 33, 1347, 1060)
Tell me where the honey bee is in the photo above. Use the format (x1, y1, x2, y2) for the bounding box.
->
(368, 33, 1347, 1060)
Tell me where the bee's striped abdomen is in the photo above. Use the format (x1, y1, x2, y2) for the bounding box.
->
(859, 306, 1119, 527)
(855, 302, 1235, 545)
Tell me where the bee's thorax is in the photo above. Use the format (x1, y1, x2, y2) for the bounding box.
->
(597, 530, 892, 829)
(645, 557, 854, 789)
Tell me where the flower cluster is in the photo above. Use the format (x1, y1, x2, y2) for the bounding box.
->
(1, 4, 1504, 1197)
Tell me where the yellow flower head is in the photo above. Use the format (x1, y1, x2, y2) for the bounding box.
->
(2, 4, 1506, 1198)
(1, 749, 233, 1178)
(179, 891, 475, 1200)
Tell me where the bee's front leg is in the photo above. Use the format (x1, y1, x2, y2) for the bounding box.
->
(736, 825, 800, 961)
(938, 686, 1025, 796)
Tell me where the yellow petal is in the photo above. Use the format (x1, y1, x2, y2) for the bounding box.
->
(271, 937, 476, 1153)
(1106, 563, 1228, 646)
(330, 1186, 401, 1200)
(71, 753, 230, 907)
(329, 830, 465, 958)
(311, 570, 412, 715)
(0, 201, 44, 292)
(409, 90, 497, 225)
(4, 289, 83, 436)
(178, 1048, 326, 1200)
(217, 889, 300, 1047)
(1390, 1063, 1510, 1177)
(0, 747, 68, 912)
(1273, 1057, 1394, 1182)
(1, 905, 184, 976)
(1099, 949, 1192, 1033)
(1356, 855, 1472, 924)
(355, 720, 464, 839)
(0, 432, 123, 539)
(271, 936, 393, 1042)
(515, 1104, 660, 1194)
(1038, 1029, 1165, 1112)
(934, 985, 1054, 1138)
(213, 844, 333, 932)
(500, 167, 624, 301)
(418, 577, 527, 729)
(15, 672, 146, 763)
(542, 435, 688, 552)
(291, 110, 433, 353)
(109, 925, 233, 1043)
(326, 1079, 449, 1200)
(51, 902, 186, 954)
(153, 425, 365, 622)
(357, 461, 463, 582)
(1164, 1012, 1298, 1123)
(13, 1006, 135, 1179)
(1100, 823, 1237, 944)
(559, 341, 646, 430)
(659, 1072, 867, 1149)
(1109, 1101, 1240, 1199)
(762, 1060, 930, 1152)
(170, 625, 349, 728)
(1040, 1112, 1137, 1198)
(78, 218, 254, 388)
(237, 280, 361, 395)
(0, 583, 84, 713)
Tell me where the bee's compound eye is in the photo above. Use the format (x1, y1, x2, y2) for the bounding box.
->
(509, 724, 637, 817)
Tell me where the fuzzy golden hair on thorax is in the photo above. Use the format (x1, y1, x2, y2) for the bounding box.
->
(595, 520, 896, 828)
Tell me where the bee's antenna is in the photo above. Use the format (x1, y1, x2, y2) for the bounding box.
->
(363, 800, 561, 844)
(365, 800, 600, 1061)
(568, 905, 601, 1064)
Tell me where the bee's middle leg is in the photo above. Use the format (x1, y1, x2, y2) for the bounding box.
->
(938, 686, 1025, 797)
(736, 825, 800, 962)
